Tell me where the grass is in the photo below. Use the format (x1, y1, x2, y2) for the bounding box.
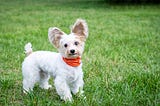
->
(0, 0, 160, 105)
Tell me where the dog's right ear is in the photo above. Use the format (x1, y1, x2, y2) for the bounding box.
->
(48, 27, 65, 48)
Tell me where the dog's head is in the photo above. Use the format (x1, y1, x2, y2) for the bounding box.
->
(48, 19, 88, 59)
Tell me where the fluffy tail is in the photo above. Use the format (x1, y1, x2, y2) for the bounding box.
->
(24, 42, 32, 56)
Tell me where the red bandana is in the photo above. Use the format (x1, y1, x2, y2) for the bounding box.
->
(62, 57, 81, 67)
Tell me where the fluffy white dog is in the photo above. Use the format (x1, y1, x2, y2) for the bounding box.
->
(22, 19, 88, 102)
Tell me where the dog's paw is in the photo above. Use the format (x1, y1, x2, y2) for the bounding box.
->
(74, 90, 86, 101)
(61, 94, 73, 102)
(23, 89, 28, 94)
(40, 84, 52, 89)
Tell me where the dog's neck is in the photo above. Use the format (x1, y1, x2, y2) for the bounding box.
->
(62, 57, 81, 67)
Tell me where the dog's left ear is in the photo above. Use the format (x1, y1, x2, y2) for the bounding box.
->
(71, 19, 88, 41)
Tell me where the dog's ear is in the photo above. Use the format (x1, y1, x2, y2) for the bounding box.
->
(71, 19, 88, 41)
(48, 27, 65, 48)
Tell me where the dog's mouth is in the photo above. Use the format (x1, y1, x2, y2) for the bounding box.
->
(69, 53, 78, 56)
(68, 53, 78, 57)
(65, 49, 80, 58)
(67, 53, 79, 58)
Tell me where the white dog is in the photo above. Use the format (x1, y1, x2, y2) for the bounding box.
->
(22, 19, 88, 102)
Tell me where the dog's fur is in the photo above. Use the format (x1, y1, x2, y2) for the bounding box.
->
(22, 19, 88, 102)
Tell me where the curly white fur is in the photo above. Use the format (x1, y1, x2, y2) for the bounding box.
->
(22, 19, 88, 102)
(24, 42, 32, 56)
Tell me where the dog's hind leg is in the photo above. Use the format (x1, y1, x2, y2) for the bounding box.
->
(23, 78, 37, 93)
(23, 79, 35, 93)
(39, 71, 52, 89)
(22, 68, 39, 93)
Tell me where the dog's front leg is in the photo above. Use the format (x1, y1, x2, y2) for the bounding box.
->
(71, 74, 85, 97)
(54, 76, 72, 102)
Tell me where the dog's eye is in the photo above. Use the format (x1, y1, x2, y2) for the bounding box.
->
(74, 41, 79, 46)
(64, 44, 68, 48)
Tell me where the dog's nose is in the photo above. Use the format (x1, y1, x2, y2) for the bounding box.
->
(70, 49, 75, 54)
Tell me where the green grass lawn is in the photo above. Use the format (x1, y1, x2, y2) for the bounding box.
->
(0, 0, 160, 105)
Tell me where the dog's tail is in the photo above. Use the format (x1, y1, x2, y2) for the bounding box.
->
(24, 42, 33, 56)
